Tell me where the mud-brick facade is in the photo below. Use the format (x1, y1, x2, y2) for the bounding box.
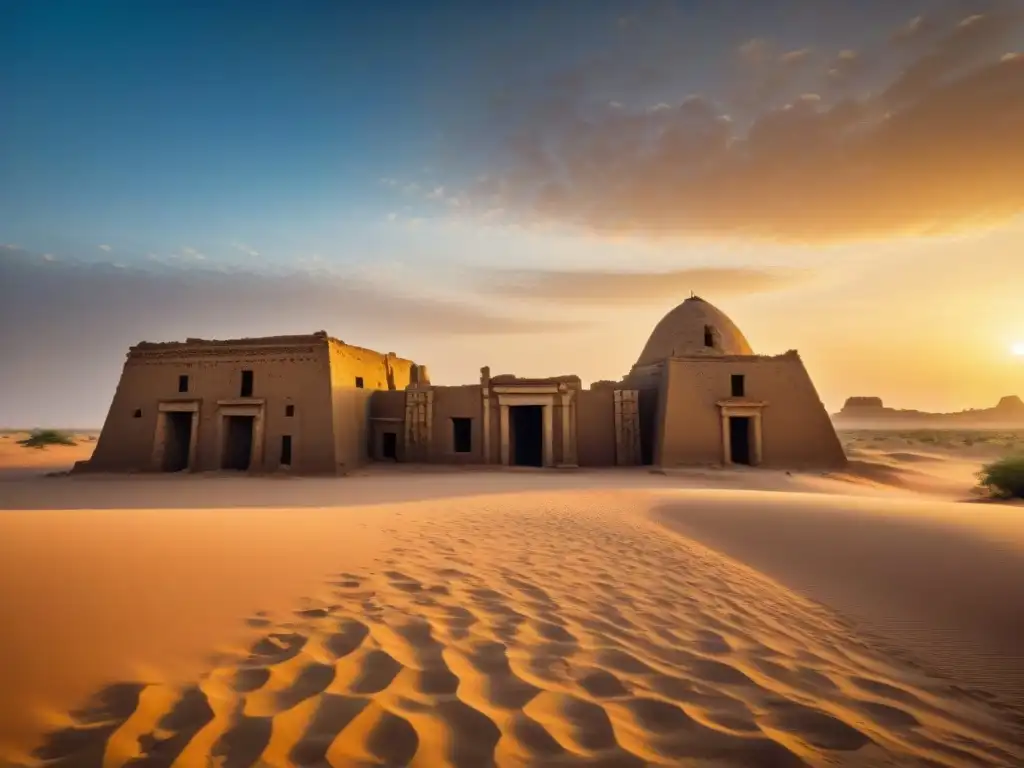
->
(81, 297, 846, 475)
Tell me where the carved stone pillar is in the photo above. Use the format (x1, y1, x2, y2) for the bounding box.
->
(481, 366, 491, 464)
(404, 389, 434, 462)
(500, 404, 510, 466)
(542, 404, 554, 467)
(558, 391, 578, 467)
(613, 389, 641, 466)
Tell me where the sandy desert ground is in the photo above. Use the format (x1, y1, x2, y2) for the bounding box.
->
(1, 431, 1023, 767)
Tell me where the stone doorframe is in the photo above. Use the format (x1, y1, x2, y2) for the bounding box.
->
(716, 399, 766, 466)
(216, 398, 267, 471)
(370, 416, 403, 461)
(152, 400, 201, 471)
(493, 385, 577, 468)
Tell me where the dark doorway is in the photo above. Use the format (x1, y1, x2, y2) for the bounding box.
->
(161, 412, 192, 472)
(452, 417, 472, 453)
(729, 416, 752, 465)
(382, 431, 397, 460)
(638, 389, 659, 465)
(280, 435, 292, 466)
(223, 415, 254, 470)
(511, 405, 543, 467)
(240, 370, 254, 398)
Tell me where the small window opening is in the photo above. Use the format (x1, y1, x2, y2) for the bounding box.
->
(133, 409, 142, 418)
(703, 325, 715, 348)
(178, 374, 189, 393)
(355, 376, 364, 389)
(280, 435, 292, 466)
(731, 374, 745, 398)
(240, 370, 254, 397)
(285, 404, 295, 417)
(452, 417, 472, 453)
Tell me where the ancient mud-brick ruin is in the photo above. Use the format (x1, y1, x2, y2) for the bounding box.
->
(81, 296, 847, 474)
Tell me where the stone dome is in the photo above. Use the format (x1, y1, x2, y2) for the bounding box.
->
(634, 295, 753, 366)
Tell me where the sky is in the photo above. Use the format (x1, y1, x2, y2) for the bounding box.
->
(2, 0, 1024, 427)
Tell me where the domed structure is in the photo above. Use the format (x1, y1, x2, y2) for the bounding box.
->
(634, 295, 753, 367)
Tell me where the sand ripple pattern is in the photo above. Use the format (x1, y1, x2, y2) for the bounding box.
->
(28, 496, 1024, 767)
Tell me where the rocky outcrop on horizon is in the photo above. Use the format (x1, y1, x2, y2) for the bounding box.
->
(832, 395, 1024, 427)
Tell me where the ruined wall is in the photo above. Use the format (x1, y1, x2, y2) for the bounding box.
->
(428, 386, 484, 463)
(88, 337, 336, 473)
(483, 396, 501, 464)
(327, 339, 416, 391)
(576, 388, 617, 467)
(658, 353, 846, 469)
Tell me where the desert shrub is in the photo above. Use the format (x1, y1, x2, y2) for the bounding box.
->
(17, 429, 77, 449)
(977, 454, 1024, 499)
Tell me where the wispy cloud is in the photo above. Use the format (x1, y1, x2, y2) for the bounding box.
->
(484, 266, 812, 304)
(230, 241, 260, 257)
(429, 8, 1024, 243)
(1, 247, 573, 351)
(98, 244, 112, 252)
(1, 244, 584, 426)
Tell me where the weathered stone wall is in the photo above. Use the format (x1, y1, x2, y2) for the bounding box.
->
(658, 353, 846, 469)
(429, 385, 485, 464)
(327, 341, 406, 471)
(576, 388, 616, 467)
(89, 336, 336, 473)
(326, 338, 416, 391)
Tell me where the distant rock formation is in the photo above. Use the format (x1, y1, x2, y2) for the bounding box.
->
(995, 395, 1024, 412)
(842, 396, 884, 409)
(833, 395, 1024, 427)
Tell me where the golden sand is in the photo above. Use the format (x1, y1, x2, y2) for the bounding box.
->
(1, 434, 1022, 766)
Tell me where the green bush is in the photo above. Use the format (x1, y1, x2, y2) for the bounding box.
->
(17, 429, 77, 449)
(977, 454, 1024, 499)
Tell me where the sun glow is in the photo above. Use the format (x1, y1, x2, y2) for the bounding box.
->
(1013, 342, 1024, 356)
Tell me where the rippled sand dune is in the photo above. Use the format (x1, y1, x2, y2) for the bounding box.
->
(12, 491, 1021, 768)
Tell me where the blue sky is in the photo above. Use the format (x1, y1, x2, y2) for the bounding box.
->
(3, 0, 1024, 425)
(1, 0, 958, 261)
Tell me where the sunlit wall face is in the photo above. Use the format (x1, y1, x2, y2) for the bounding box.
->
(3, 2, 1023, 426)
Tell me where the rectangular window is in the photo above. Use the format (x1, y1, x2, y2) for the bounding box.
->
(178, 374, 189, 393)
(452, 417, 472, 453)
(285, 404, 295, 417)
(240, 370, 254, 397)
(355, 376, 364, 389)
(704, 325, 715, 347)
(280, 435, 292, 466)
(731, 374, 745, 398)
